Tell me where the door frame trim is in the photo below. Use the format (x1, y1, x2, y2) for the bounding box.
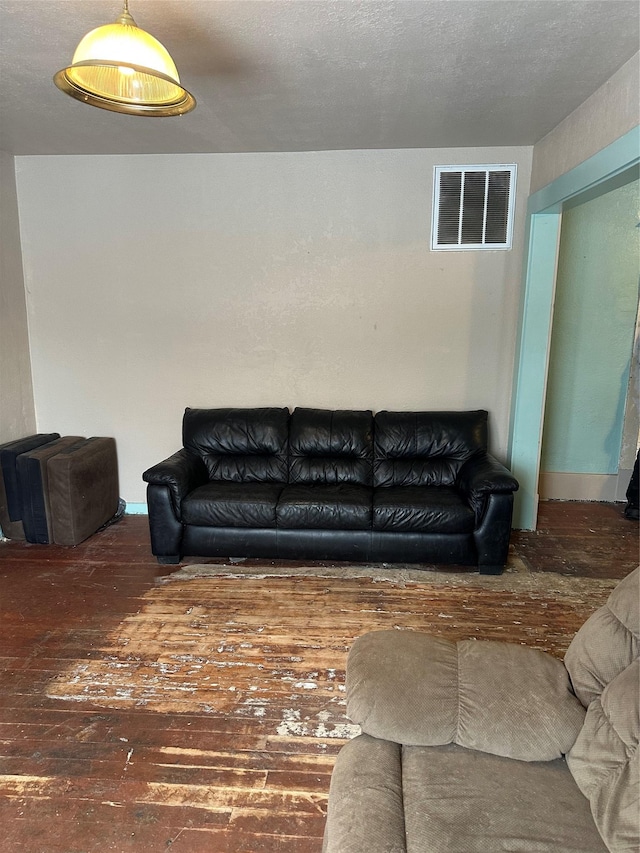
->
(509, 126, 640, 529)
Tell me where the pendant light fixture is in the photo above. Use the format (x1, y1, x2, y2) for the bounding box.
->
(54, 0, 196, 116)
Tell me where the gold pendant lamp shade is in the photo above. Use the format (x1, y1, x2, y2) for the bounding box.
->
(54, 1, 196, 116)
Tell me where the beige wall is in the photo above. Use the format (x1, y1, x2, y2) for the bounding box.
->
(531, 52, 640, 193)
(0, 151, 35, 443)
(15, 147, 532, 504)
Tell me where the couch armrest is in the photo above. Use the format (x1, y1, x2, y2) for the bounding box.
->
(567, 659, 639, 853)
(323, 734, 405, 853)
(346, 630, 585, 762)
(142, 449, 208, 517)
(457, 453, 519, 520)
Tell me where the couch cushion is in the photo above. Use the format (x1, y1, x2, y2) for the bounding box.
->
(182, 482, 284, 528)
(0, 432, 60, 539)
(373, 411, 487, 488)
(401, 743, 609, 853)
(289, 408, 373, 486)
(182, 407, 289, 483)
(564, 567, 639, 708)
(567, 659, 639, 853)
(17, 436, 85, 543)
(47, 437, 119, 547)
(372, 486, 474, 533)
(277, 484, 372, 530)
(347, 631, 585, 761)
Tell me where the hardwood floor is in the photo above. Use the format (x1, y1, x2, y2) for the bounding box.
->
(0, 502, 636, 852)
(512, 499, 638, 579)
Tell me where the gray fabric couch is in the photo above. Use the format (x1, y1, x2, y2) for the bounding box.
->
(323, 567, 639, 853)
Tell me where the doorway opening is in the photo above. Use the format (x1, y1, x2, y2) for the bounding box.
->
(539, 179, 640, 503)
(509, 127, 639, 530)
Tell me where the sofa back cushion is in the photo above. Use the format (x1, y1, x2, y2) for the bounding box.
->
(564, 569, 640, 852)
(567, 659, 639, 853)
(183, 407, 289, 483)
(564, 567, 639, 708)
(346, 630, 586, 762)
(289, 408, 373, 486)
(373, 410, 488, 488)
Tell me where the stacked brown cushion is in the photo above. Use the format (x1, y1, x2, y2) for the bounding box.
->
(47, 437, 119, 546)
(0, 434, 120, 547)
(17, 436, 85, 543)
(0, 433, 60, 539)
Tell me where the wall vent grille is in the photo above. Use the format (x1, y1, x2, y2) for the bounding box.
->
(432, 164, 516, 250)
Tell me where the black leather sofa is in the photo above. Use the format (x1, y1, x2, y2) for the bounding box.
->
(142, 407, 519, 574)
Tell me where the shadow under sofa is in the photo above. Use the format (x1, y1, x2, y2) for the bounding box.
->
(142, 407, 519, 573)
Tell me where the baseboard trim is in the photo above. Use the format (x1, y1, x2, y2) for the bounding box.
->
(540, 471, 631, 503)
(125, 502, 148, 515)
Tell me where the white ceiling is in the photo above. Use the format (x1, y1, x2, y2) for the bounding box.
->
(1, 0, 638, 156)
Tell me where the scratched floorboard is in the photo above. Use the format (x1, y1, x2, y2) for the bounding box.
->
(0, 504, 635, 852)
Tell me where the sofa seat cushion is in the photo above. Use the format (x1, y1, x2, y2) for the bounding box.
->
(182, 482, 284, 528)
(323, 735, 608, 853)
(401, 743, 609, 853)
(372, 486, 474, 533)
(277, 484, 372, 530)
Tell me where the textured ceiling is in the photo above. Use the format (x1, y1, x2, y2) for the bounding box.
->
(0, 0, 638, 156)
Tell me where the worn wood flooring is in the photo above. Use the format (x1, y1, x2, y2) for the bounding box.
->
(0, 501, 637, 852)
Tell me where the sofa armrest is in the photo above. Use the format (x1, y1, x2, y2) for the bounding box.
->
(567, 659, 639, 852)
(323, 734, 405, 853)
(346, 630, 585, 762)
(457, 453, 519, 520)
(142, 449, 208, 517)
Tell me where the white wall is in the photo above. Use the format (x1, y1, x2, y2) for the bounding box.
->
(531, 52, 639, 193)
(0, 151, 35, 442)
(15, 147, 532, 504)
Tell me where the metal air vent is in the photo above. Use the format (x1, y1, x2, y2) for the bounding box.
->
(432, 165, 516, 250)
